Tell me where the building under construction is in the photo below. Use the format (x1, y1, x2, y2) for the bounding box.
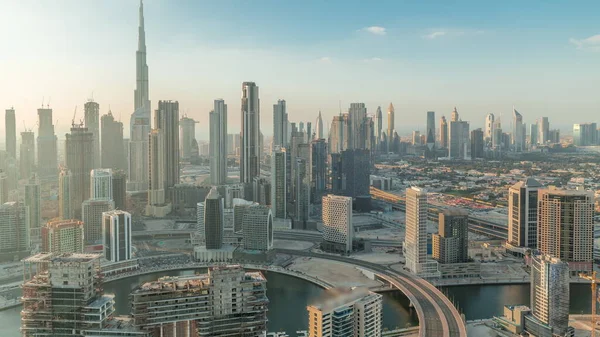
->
(20, 253, 149, 337)
(130, 265, 268, 337)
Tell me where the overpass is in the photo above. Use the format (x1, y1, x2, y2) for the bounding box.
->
(275, 249, 467, 337)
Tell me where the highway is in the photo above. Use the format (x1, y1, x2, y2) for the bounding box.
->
(275, 248, 467, 337)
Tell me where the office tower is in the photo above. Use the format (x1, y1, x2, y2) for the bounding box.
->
(529, 255, 571, 337)
(508, 178, 542, 249)
(271, 147, 287, 219)
(538, 117, 549, 144)
(485, 113, 495, 142)
(548, 129, 560, 143)
(387, 103, 395, 152)
(273, 100, 288, 148)
(412, 131, 421, 145)
(204, 187, 224, 249)
(294, 158, 310, 227)
(42, 219, 84, 253)
(311, 139, 327, 201)
(84, 100, 101, 168)
(538, 187, 594, 275)
(432, 208, 469, 264)
(306, 121, 312, 140)
(316, 110, 324, 140)
(360, 116, 375, 150)
(90, 168, 113, 201)
(439, 116, 448, 149)
(512, 108, 525, 152)
(529, 123, 538, 147)
(241, 204, 273, 251)
(58, 168, 73, 220)
(299, 122, 305, 134)
(112, 170, 127, 210)
(374, 106, 382, 146)
(493, 120, 503, 149)
(210, 99, 228, 185)
(24, 175, 41, 247)
(426, 111, 435, 149)
(20, 130, 35, 179)
(36, 107, 58, 179)
(252, 177, 271, 205)
(155, 100, 180, 190)
(307, 287, 382, 337)
(0, 171, 7, 204)
(82, 199, 114, 244)
(100, 111, 126, 171)
(328, 114, 345, 154)
(0, 202, 29, 262)
(470, 128, 484, 159)
(65, 125, 94, 217)
(404, 187, 428, 274)
(128, 0, 151, 192)
(451, 106, 459, 122)
(240, 82, 260, 183)
(4, 157, 17, 193)
(130, 266, 268, 336)
(196, 201, 205, 243)
(330, 149, 370, 198)
(449, 114, 470, 159)
(573, 123, 598, 146)
(322, 195, 353, 253)
(102, 210, 132, 262)
(179, 116, 197, 159)
(5, 108, 16, 159)
(146, 129, 170, 217)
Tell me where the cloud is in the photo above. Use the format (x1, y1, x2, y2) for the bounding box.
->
(317, 56, 332, 63)
(422, 29, 484, 40)
(363, 57, 383, 63)
(570, 34, 600, 51)
(361, 26, 386, 36)
(424, 31, 447, 39)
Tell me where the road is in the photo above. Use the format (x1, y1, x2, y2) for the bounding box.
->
(274, 248, 467, 337)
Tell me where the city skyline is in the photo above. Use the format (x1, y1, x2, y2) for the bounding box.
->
(1, 1, 599, 139)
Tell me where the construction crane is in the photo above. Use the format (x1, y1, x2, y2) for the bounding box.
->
(580, 271, 600, 337)
(72, 106, 77, 128)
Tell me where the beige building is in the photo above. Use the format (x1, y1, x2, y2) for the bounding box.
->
(42, 219, 84, 253)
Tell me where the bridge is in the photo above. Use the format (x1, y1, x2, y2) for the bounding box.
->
(275, 249, 467, 337)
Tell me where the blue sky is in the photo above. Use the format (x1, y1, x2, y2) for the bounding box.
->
(1, 0, 599, 139)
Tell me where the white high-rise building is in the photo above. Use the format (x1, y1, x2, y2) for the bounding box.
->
(210, 99, 228, 185)
(485, 113, 495, 141)
(512, 108, 525, 152)
(242, 205, 273, 251)
(316, 110, 324, 140)
(404, 187, 439, 277)
(58, 168, 73, 220)
(128, 0, 151, 192)
(273, 100, 288, 148)
(271, 147, 287, 219)
(240, 82, 260, 184)
(102, 210, 132, 262)
(307, 287, 382, 337)
(322, 195, 353, 253)
(508, 178, 542, 249)
(90, 169, 113, 201)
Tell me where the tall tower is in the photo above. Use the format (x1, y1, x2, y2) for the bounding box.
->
(102, 210, 133, 262)
(485, 113, 495, 141)
(19, 131, 35, 180)
(204, 187, 224, 249)
(101, 111, 126, 171)
(128, 0, 151, 192)
(451, 106, 459, 122)
(316, 110, 324, 140)
(111, 170, 127, 211)
(242, 205, 273, 251)
(273, 100, 288, 148)
(0, 202, 30, 260)
(508, 178, 542, 248)
(58, 168, 73, 220)
(210, 99, 228, 185)
(42, 219, 84, 254)
(387, 103, 395, 152)
(432, 208, 469, 264)
(426, 111, 436, 152)
(349, 103, 367, 149)
(240, 82, 260, 184)
(512, 107, 524, 152)
(179, 116, 198, 160)
(404, 187, 428, 274)
(439, 116, 448, 149)
(374, 106, 382, 147)
(146, 129, 170, 217)
(5, 108, 16, 159)
(84, 100, 101, 168)
(322, 194, 353, 253)
(37, 107, 58, 180)
(271, 147, 287, 219)
(65, 125, 94, 217)
(155, 100, 180, 190)
(25, 175, 41, 247)
(90, 168, 113, 201)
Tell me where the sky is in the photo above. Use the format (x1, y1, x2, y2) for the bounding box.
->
(1, 0, 599, 140)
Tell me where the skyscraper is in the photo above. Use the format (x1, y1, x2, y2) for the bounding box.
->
(112, 170, 127, 210)
(349, 103, 367, 149)
(512, 107, 525, 152)
(529, 123, 538, 147)
(0, 202, 30, 262)
(426, 111, 435, 151)
(451, 106, 459, 122)
(102, 210, 132, 262)
(242, 204, 273, 251)
(100, 111, 126, 171)
(82, 199, 114, 244)
(322, 194, 353, 253)
(204, 187, 224, 249)
(307, 287, 382, 337)
(470, 128, 484, 159)
(529, 255, 571, 336)
(538, 187, 594, 275)
(65, 125, 94, 217)
(42, 219, 84, 254)
(273, 100, 288, 148)
(19, 131, 35, 180)
(485, 113, 495, 142)
(328, 114, 345, 154)
(0, 171, 7, 205)
(311, 139, 327, 201)
(573, 123, 598, 146)
(374, 106, 382, 147)
(316, 110, 324, 140)
(271, 147, 287, 219)
(330, 149, 370, 198)
(240, 82, 260, 184)
(146, 129, 170, 217)
(5, 108, 16, 159)
(404, 187, 428, 274)
(387, 103, 395, 152)
(432, 208, 469, 264)
(294, 157, 310, 227)
(58, 168, 73, 220)
(538, 117, 549, 145)
(155, 100, 180, 190)
(508, 178, 543, 249)
(210, 99, 228, 185)
(90, 168, 113, 201)
(84, 100, 101, 168)
(36, 107, 58, 180)
(25, 175, 41, 247)
(179, 116, 198, 159)
(128, 0, 151, 192)
(449, 112, 469, 159)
